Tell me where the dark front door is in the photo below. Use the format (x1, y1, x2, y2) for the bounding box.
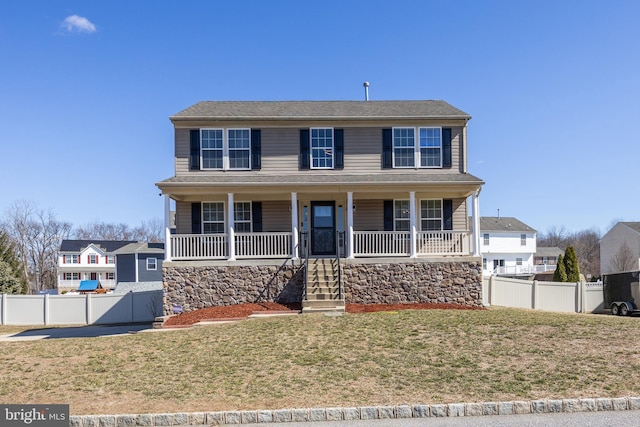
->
(311, 201, 335, 255)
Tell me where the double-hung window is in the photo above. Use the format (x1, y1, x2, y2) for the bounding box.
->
(147, 258, 157, 271)
(420, 199, 443, 231)
(393, 200, 411, 231)
(202, 202, 225, 233)
(393, 127, 442, 168)
(311, 128, 333, 169)
(202, 202, 255, 233)
(64, 254, 79, 264)
(521, 234, 527, 246)
(88, 254, 98, 264)
(201, 129, 250, 170)
(234, 202, 252, 232)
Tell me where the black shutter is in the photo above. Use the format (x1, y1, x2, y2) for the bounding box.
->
(299, 129, 310, 170)
(443, 199, 453, 230)
(191, 202, 202, 234)
(334, 129, 344, 169)
(252, 202, 263, 232)
(382, 128, 392, 169)
(190, 130, 200, 170)
(383, 200, 394, 231)
(251, 129, 261, 170)
(442, 128, 452, 169)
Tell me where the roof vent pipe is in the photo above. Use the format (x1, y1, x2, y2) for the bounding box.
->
(363, 82, 370, 101)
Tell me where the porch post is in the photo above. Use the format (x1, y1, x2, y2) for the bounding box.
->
(409, 191, 417, 258)
(227, 193, 236, 261)
(347, 192, 354, 259)
(164, 195, 172, 262)
(472, 190, 481, 256)
(291, 192, 299, 260)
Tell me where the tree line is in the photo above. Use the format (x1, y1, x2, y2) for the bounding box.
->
(0, 200, 163, 294)
(537, 226, 601, 280)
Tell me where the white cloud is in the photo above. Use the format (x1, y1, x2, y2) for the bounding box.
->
(61, 15, 96, 33)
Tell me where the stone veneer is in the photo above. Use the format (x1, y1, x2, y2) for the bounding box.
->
(162, 258, 482, 315)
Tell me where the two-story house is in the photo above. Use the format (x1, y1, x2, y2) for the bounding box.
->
(156, 100, 485, 314)
(57, 240, 138, 293)
(601, 222, 640, 274)
(479, 217, 536, 277)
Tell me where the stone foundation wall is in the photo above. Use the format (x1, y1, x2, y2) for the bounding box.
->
(162, 263, 304, 315)
(342, 261, 482, 306)
(162, 259, 482, 314)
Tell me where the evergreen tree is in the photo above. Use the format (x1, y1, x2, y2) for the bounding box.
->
(553, 253, 568, 282)
(564, 245, 581, 282)
(0, 231, 28, 294)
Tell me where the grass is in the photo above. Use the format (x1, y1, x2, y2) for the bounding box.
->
(1, 307, 640, 415)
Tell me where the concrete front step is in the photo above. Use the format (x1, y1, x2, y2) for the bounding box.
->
(303, 299, 345, 309)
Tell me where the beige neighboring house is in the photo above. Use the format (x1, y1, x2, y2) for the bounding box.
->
(156, 100, 485, 314)
(600, 222, 640, 274)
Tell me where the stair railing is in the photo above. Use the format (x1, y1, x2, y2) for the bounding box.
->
(300, 231, 309, 301)
(336, 230, 345, 300)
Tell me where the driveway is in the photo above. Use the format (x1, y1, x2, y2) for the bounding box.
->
(0, 324, 153, 341)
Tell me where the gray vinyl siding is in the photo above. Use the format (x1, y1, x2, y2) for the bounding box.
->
(452, 198, 468, 230)
(116, 254, 136, 283)
(262, 201, 290, 232)
(175, 201, 192, 234)
(138, 254, 162, 282)
(175, 126, 464, 175)
(354, 200, 383, 231)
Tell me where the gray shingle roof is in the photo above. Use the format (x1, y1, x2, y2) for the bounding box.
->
(620, 222, 640, 233)
(113, 242, 165, 255)
(171, 100, 471, 121)
(157, 173, 484, 186)
(60, 240, 139, 252)
(535, 247, 563, 257)
(479, 217, 536, 233)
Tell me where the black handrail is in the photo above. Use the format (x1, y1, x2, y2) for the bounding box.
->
(336, 231, 345, 301)
(254, 233, 307, 303)
(300, 231, 309, 301)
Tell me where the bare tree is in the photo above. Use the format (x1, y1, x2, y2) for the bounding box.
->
(74, 218, 163, 242)
(2, 200, 71, 293)
(538, 226, 601, 279)
(610, 242, 638, 273)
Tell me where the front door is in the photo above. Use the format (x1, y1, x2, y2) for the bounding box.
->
(311, 201, 335, 255)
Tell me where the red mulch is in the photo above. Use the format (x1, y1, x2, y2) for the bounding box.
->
(163, 301, 483, 327)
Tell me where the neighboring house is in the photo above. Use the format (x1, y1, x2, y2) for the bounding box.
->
(57, 240, 138, 293)
(534, 247, 563, 269)
(600, 222, 640, 274)
(113, 242, 165, 284)
(156, 100, 485, 314)
(479, 217, 537, 276)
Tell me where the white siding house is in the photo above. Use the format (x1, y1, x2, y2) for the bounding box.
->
(480, 217, 537, 276)
(600, 222, 640, 275)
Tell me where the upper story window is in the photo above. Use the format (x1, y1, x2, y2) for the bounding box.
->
(106, 255, 115, 264)
(88, 254, 98, 264)
(521, 234, 527, 246)
(200, 129, 250, 170)
(147, 258, 157, 271)
(63, 254, 79, 264)
(393, 127, 442, 168)
(311, 128, 333, 169)
(483, 234, 490, 245)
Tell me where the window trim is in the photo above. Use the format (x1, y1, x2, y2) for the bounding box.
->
(393, 200, 411, 231)
(147, 257, 157, 271)
(419, 199, 443, 231)
(521, 234, 527, 246)
(233, 201, 253, 233)
(202, 202, 226, 234)
(483, 233, 490, 245)
(200, 128, 251, 171)
(310, 127, 334, 170)
(88, 254, 98, 264)
(392, 126, 443, 169)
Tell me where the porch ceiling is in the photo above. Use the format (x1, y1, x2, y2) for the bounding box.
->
(156, 173, 484, 201)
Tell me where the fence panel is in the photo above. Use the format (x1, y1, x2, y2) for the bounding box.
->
(3, 295, 45, 325)
(490, 276, 534, 309)
(535, 282, 578, 312)
(584, 282, 605, 313)
(48, 295, 87, 324)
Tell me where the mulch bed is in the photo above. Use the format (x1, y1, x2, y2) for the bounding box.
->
(163, 301, 483, 327)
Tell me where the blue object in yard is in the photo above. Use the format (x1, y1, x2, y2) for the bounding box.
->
(77, 280, 103, 292)
(38, 289, 58, 295)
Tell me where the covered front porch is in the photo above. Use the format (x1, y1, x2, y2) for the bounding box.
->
(161, 186, 482, 262)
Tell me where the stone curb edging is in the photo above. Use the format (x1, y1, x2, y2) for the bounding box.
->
(69, 397, 640, 426)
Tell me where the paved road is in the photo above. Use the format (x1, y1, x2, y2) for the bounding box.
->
(0, 324, 153, 341)
(225, 410, 640, 427)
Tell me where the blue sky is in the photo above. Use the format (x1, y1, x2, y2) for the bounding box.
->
(1, 1, 638, 235)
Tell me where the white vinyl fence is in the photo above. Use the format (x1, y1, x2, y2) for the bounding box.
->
(482, 276, 604, 314)
(0, 290, 163, 326)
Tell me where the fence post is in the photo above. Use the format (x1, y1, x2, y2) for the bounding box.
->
(578, 281, 584, 313)
(44, 293, 49, 326)
(1, 294, 5, 325)
(489, 275, 495, 306)
(86, 294, 91, 325)
(532, 280, 538, 309)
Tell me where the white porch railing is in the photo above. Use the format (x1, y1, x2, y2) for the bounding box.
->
(235, 232, 292, 258)
(491, 264, 557, 275)
(58, 279, 116, 289)
(353, 231, 411, 256)
(416, 230, 470, 255)
(171, 234, 228, 260)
